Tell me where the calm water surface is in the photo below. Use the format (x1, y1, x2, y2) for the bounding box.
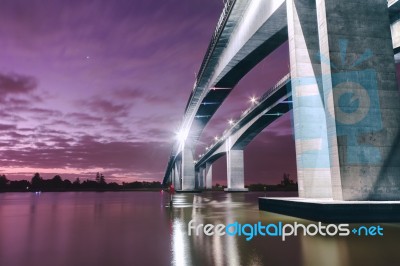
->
(0, 191, 399, 266)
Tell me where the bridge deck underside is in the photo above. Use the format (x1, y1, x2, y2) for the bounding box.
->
(215, 27, 288, 88)
(196, 81, 293, 168)
(233, 97, 292, 150)
(194, 88, 232, 133)
(164, 0, 400, 185)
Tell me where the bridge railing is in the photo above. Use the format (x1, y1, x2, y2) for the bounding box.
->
(184, 0, 236, 113)
(197, 73, 291, 165)
(166, 0, 237, 182)
(194, 0, 236, 88)
(240, 73, 291, 119)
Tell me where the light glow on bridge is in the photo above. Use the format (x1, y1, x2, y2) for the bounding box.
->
(249, 96, 258, 104)
(176, 128, 190, 149)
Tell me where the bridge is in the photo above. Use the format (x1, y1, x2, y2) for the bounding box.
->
(163, 0, 400, 203)
(193, 74, 292, 191)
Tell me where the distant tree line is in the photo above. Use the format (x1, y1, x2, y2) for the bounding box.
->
(247, 173, 298, 191)
(0, 172, 297, 192)
(0, 173, 162, 192)
(210, 173, 298, 191)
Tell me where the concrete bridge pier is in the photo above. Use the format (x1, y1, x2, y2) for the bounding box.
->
(170, 167, 175, 187)
(195, 167, 205, 189)
(261, 0, 400, 221)
(173, 163, 181, 190)
(225, 149, 248, 192)
(181, 144, 196, 191)
(287, 0, 400, 200)
(205, 162, 213, 189)
(316, 0, 400, 200)
(287, 0, 333, 198)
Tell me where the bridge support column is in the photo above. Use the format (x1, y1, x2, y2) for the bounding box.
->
(316, 0, 400, 200)
(391, 18, 400, 59)
(173, 163, 181, 190)
(181, 144, 196, 191)
(195, 167, 205, 189)
(200, 167, 206, 189)
(287, 0, 333, 198)
(225, 149, 248, 192)
(170, 167, 175, 186)
(205, 162, 213, 189)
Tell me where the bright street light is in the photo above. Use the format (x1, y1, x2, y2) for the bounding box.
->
(175, 128, 189, 150)
(176, 129, 186, 143)
(250, 96, 257, 104)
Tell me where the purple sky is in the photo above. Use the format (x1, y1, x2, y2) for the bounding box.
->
(0, 0, 399, 185)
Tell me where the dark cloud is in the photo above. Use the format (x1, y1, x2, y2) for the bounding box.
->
(145, 128, 174, 141)
(81, 98, 129, 115)
(0, 123, 17, 131)
(6, 131, 26, 139)
(18, 127, 34, 132)
(0, 111, 27, 123)
(48, 120, 73, 127)
(0, 72, 37, 97)
(3, 105, 63, 121)
(4, 97, 31, 106)
(68, 112, 103, 123)
(105, 128, 132, 135)
(29, 107, 62, 117)
(113, 88, 144, 99)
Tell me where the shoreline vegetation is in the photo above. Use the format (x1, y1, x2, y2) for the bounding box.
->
(0, 172, 298, 193)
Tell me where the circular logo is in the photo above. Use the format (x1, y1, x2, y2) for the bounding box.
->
(327, 82, 370, 125)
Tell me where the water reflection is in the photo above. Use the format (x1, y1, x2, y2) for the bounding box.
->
(223, 194, 241, 266)
(1, 192, 400, 266)
(0, 192, 172, 266)
(172, 219, 191, 266)
(168, 192, 276, 266)
(167, 192, 400, 266)
(300, 236, 350, 266)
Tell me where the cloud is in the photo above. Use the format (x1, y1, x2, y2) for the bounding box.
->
(0, 0, 296, 184)
(68, 112, 103, 123)
(0, 72, 37, 100)
(4, 97, 31, 106)
(0, 135, 171, 181)
(145, 128, 174, 140)
(78, 97, 129, 115)
(48, 120, 73, 127)
(29, 107, 63, 117)
(0, 123, 17, 131)
(89, 99, 127, 114)
(113, 88, 144, 99)
(3, 106, 63, 123)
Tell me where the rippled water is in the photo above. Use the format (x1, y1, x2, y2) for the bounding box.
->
(0, 191, 399, 266)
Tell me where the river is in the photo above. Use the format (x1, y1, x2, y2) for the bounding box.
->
(0, 191, 399, 266)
